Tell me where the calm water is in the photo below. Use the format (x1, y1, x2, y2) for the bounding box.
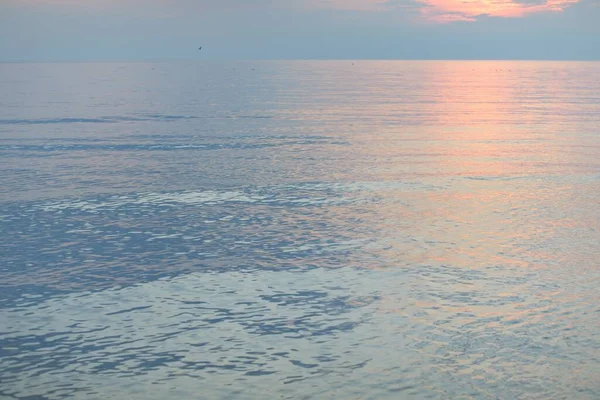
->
(1, 61, 599, 399)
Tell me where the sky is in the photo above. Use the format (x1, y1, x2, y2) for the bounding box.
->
(0, 0, 599, 61)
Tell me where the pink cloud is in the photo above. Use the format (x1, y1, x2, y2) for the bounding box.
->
(416, 0, 582, 22)
(315, 0, 582, 22)
(5, 0, 583, 22)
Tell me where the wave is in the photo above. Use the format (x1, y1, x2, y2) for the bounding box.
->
(0, 114, 275, 125)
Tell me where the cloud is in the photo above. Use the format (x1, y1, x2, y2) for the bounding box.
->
(296, 0, 583, 21)
(407, 0, 582, 22)
(312, 0, 583, 22)
(4, 0, 584, 22)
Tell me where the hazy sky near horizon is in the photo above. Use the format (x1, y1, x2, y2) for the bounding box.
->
(1, 0, 599, 61)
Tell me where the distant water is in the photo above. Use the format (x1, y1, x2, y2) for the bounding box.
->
(1, 61, 599, 399)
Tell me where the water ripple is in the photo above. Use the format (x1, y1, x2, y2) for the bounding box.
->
(1, 60, 599, 399)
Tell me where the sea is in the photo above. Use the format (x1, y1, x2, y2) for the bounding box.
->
(1, 61, 599, 399)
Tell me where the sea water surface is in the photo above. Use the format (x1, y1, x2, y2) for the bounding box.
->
(1, 61, 599, 399)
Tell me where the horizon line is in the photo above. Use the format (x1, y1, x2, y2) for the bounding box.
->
(1, 58, 599, 64)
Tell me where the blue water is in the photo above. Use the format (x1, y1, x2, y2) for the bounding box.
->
(1, 61, 599, 399)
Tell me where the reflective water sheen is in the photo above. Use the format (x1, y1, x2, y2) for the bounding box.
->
(1, 61, 599, 399)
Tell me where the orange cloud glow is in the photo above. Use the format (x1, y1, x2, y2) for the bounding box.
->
(417, 0, 581, 22)
(4, 0, 583, 23)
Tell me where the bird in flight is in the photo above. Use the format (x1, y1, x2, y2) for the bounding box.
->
(198, 46, 202, 50)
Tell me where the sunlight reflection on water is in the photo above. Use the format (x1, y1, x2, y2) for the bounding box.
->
(1, 61, 599, 399)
